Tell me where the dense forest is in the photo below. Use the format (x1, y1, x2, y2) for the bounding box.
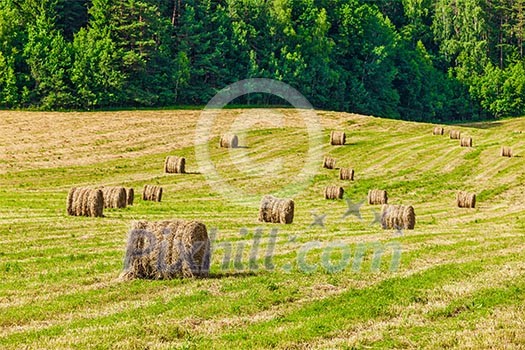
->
(1, 0, 525, 121)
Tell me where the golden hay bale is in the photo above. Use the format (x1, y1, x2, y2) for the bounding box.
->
(143, 185, 163, 202)
(368, 189, 388, 205)
(258, 195, 294, 224)
(460, 137, 473, 147)
(121, 219, 210, 280)
(456, 191, 476, 208)
(433, 127, 445, 135)
(67, 187, 104, 217)
(126, 188, 134, 206)
(101, 187, 127, 209)
(324, 186, 344, 200)
(220, 134, 239, 148)
(450, 130, 461, 139)
(323, 156, 337, 169)
(339, 168, 354, 181)
(381, 204, 416, 230)
(330, 131, 346, 145)
(501, 146, 513, 157)
(164, 156, 186, 174)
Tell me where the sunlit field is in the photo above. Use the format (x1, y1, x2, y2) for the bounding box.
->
(0, 109, 524, 349)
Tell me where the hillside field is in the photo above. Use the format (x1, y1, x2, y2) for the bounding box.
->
(0, 109, 524, 349)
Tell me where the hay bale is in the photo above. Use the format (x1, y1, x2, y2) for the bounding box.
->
(126, 188, 134, 206)
(433, 127, 445, 135)
(381, 204, 416, 230)
(456, 191, 476, 208)
(220, 134, 239, 148)
(101, 187, 127, 209)
(258, 195, 294, 224)
(339, 168, 354, 181)
(450, 130, 461, 139)
(330, 131, 346, 145)
(143, 185, 163, 202)
(121, 219, 210, 280)
(368, 189, 388, 205)
(323, 156, 336, 169)
(501, 146, 513, 157)
(324, 186, 344, 200)
(460, 137, 473, 147)
(67, 187, 104, 217)
(164, 156, 186, 174)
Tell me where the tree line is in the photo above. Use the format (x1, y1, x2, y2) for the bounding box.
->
(1, 0, 525, 121)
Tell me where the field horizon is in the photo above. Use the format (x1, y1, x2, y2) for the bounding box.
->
(0, 108, 524, 349)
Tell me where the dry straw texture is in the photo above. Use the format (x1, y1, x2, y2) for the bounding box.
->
(456, 191, 476, 208)
(324, 186, 344, 200)
(121, 220, 210, 280)
(66, 187, 104, 217)
(381, 204, 416, 230)
(323, 156, 336, 169)
(368, 189, 388, 205)
(101, 187, 127, 209)
(126, 188, 134, 206)
(220, 134, 239, 148)
(143, 185, 163, 202)
(460, 137, 473, 147)
(501, 146, 513, 157)
(330, 131, 346, 145)
(164, 156, 186, 174)
(339, 168, 354, 181)
(433, 127, 444, 135)
(258, 195, 295, 224)
(450, 130, 462, 139)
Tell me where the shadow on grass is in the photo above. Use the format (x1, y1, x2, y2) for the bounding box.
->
(456, 121, 504, 129)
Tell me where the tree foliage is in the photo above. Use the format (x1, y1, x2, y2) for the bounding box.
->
(0, 0, 524, 120)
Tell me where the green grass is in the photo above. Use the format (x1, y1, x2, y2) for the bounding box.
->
(0, 110, 524, 349)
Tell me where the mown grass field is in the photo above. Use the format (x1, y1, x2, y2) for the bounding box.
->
(0, 109, 524, 349)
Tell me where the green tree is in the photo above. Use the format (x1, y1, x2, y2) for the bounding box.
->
(0, 0, 28, 106)
(24, 1, 74, 108)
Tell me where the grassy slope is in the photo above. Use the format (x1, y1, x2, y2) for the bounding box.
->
(0, 109, 524, 349)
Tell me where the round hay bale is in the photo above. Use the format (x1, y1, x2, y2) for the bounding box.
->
(126, 188, 134, 206)
(220, 134, 239, 148)
(381, 204, 416, 230)
(121, 219, 211, 280)
(143, 185, 163, 202)
(323, 156, 336, 169)
(402, 205, 416, 230)
(433, 127, 445, 135)
(330, 131, 346, 146)
(460, 137, 473, 147)
(450, 130, 461, 139)
(501, 146, 513, 157)
(101, 187, 127, 209)
(324, 186, 344, 200)
(456, 191, 476, 208)
(164, 156, 186, 174)
(67, 187, 104, 217)
(339, 168, 354, 181)
(258, 195, 294, 224)
(368, 189, 388, 205)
